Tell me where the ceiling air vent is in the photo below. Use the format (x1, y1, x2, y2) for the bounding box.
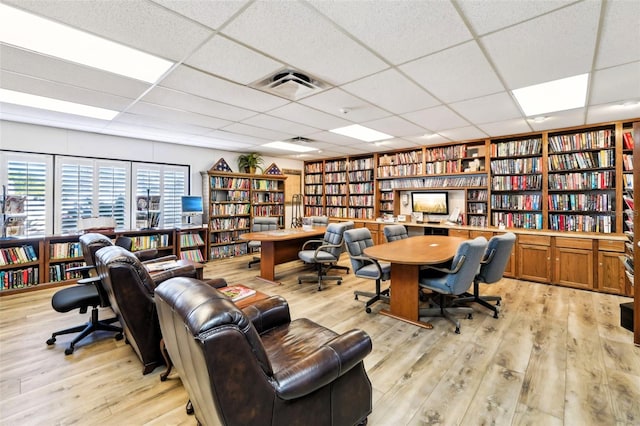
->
(287, 136, 314, 144)
(251, 69, 328, 100)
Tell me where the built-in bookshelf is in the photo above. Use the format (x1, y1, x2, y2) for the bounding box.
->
(252, 176, 286, 227)
(376, 149, 424, 216)
(0, 238, 42, 291)
(348, 155, 375, 219)
(303, 161, 324, 217)
(177, 227, 209, 262)
(466, 189, 488, 227)
(425, 142, 486, 175)
(490, 136, 544, 229)
(547, 126, 616, 233)
(324, 159, 348, 218)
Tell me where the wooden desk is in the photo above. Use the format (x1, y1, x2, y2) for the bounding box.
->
(239, 227, 326, 284)
(364, 235, 466, 329)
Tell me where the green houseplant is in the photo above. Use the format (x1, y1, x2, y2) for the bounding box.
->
(237, 152, 263, 174)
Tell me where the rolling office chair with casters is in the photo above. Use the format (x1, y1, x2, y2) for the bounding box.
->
(383, 224, 408, 242)
(344, 228, 391, 313)
(454, 232, 516, 318)
(247, 217, 279, 268)
(418, 236, 488, 334)
(298, 222, 350, 291)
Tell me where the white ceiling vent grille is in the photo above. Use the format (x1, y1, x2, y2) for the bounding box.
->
(251, 69, 328, 100)
(287, 136, 314, 144)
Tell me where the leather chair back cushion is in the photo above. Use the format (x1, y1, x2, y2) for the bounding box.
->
(477, 232, 516, 284)
(344, 228, 374, 272)
(80, 232, 113, 267)
(447, 236, 487, 295)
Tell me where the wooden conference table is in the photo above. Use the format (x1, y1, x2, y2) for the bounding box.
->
(239, 227, 327, 284)
(364, 235, 466, 329)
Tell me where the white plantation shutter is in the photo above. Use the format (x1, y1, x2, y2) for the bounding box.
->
(132, 164, 187, 228)
(98, 165, 128, 228)
(162, 168, 186, 227)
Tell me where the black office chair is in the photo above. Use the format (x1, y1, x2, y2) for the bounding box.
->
(418, 236, 488, 333)
(247, 217, 279, 268)
(298, 222, 350, 291)
(454, 232, 516, 318)
(383, 224, 408, 242)
(344, 228, 391, 313)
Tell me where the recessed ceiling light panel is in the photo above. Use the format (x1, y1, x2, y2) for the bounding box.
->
(512, 73, 588, 116)
(330, 124, 392, 142)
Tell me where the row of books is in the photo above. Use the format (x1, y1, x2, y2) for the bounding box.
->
(467, 202, 487, 214)
(210, 242, 247, 259)
(304, 175, 323, 184)
(378, 150, 423, 166)
(211, 230, 248, 244)
(324, 196, 346, 206)
(492, 212, 543, 229)
(49, 261, 85, 282)
(467, 189, 488, 201)
(1, 267, 39, 290)
(325, 184, 348, 195)
(548, 214, 614, 233)
(624, 174, 633, 190)
(491, 138, 543, 157)
(468, 215, 488, 227)
(349, 158, 374, 170)
(547, 193, 613, 212)
(131, 234, 170, 250)
(252, 192, 284, 203)
(210, 190, 250, 202)
(210, 176, 250, 190)
(425, 144, 468, 161)
(348, 196, 374, 207)
(324, 160, 347, 172)
(0, 245, 38, 265)
(548, 149, 615, 171)
(348, 170, 374, 181)
(347, 207, 375, 219)
(304, 185, 323, 195)
(491, 194, 542, 210)
(253, 205, 283, 216)
(49, 242, 82, 259)
(378, 178, 426, 190)
(305, 162, 324, 174)
(304, 206, 324, 216)
(251, 180, 282, 190)
(623, 154, 633, 171)
(303, 196, 323, 206)
(349, 183, 374, 193)
(324, 172, 347, 183)
(547, 171, 614, 191)
(210, 203, 251, 216)
(424, 160, 469, 175)
(180, 233, 205, 247)
(377, 164, 423, 178)
(490, 157, 542, 174)
(491, 175, 542, 191)
(180, 249, 205, 262)
(548, 129, 614, 152)
(379, 201, 393, 211)
(210, 217, 249, 231)
(325, 207, 348, 217)
(623, 132, 635, 150)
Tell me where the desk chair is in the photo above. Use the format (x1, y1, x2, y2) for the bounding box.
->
(344, 228, 391, 313)
(454, 232, 516, 318)
(308, 215, 329, 226)
(298, 222, 349, 291)
(247, 217, 279, 268)
(383, 224, 408, 242)
(418, 236, 487, 333)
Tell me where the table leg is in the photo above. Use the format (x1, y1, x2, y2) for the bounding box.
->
(259, 241, 277, 283)
(380, 263, 433, 329)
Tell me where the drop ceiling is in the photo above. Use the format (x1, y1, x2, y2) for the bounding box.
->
(1, 0, 639, 161)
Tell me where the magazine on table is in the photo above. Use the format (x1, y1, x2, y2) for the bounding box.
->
(145, 260, 180, 272)
(219, 285, 256, 302)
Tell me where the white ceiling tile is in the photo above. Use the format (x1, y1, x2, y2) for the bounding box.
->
(449, 92, 522, 124)
(141, 87, 256, 121)
(160, 66, 289, 112)
(149, 0, 249, 30)
(438, 126, 488, 142)
(590, 62, 640, 105)
(221, 1, 388, 85)
(477, 118, 533, 137)
(185, 35, 284, 85)
(298, 88, 390, 122)
(204, 129, 270, 145)
(481, 1, 601, 89)
(372, 139, 424, 150)
(221, 122, 294, 141)
(457, 0, 574, 36)
(404, 134, 452, 145)
(4, 0, 213, 62)
(0, 103, 111, 130)
(306, 130, 371, 146)
(112, 113, 213, 136)
(595, 0, 640, 69)
(240, 114, 319, 136)
(400, 41, 504, 103)
(403, 105, 470, 131)
(529, 108, 586, 132)
(309, 0, 471, 64)
(363, 116, 427, 137)
(267, 103, 351, 130)
(126, 102, 232, 129)
(341, 69, 440, 114)
(185, 134, 257, 151)
(587, 102, 640, 124)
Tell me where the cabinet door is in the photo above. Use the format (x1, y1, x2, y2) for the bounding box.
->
(597, 250, 626, 295)
(554, 247, 594, 289)
(502, 244, 517, 278)
(518, 244, 551, 283)
(449, 229, 470, 239)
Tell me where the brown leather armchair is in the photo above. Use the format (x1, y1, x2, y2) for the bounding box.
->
(155, 277, 373, 426)
(94, 245, 226, 374)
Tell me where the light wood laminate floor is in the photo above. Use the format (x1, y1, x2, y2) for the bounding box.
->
(0, 254, 638, 425)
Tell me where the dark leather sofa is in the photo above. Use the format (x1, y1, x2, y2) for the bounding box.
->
(155, 277, 373, 425)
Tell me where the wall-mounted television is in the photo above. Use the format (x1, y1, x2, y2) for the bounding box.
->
(181, 195, 203, 216)
(411, 192, 449, 215)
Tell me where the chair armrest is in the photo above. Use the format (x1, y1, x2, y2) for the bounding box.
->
(423, 255, 466, 275)
(66, 265, 94, 278)
(242, 296, 291, 333)
(76, 276, 101, 285)
(204, 277, 227, 289)
(350, 254, 384, 277)
(310, 242, 342, 261)
(273, 329, 372, 400)
(151, 265, 197, 284)
(134, 248, 159, 262)
(301, 239, 324, 250)
(142, 254, 177, 264)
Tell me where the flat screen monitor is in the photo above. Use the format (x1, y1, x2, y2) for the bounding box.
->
(411, 192, 449, 215)
(181, 195, 203, 216)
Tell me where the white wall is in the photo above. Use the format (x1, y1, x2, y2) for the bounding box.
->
(0, 120, 304, 226)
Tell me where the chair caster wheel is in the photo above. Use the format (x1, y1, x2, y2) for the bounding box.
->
(337, 281, 342, 285)
(365, 307, 372, 314)
(298, 280, 302, 285)
(46, 337, 56, 345)
(115, 333, 124, 341)
(467, 313, 473, 319)
(354, 295, 359, 300)
(64, 347, 74, 355)
(455, 327, 460, 334)
(496, 301, 501, 306)
(493, 312, 499, 319)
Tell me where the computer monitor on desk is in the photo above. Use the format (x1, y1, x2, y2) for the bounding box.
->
(181, 195, 203, 225)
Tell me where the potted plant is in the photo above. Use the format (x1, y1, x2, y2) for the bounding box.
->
(237, 152, 263, 174)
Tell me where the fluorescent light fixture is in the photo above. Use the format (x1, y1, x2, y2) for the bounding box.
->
(330, 124, 392, 142)
(0, 4, 174, 83)
(512, 73, 588, 116)
(262, 141, 317, 152)
(0, 88, 119, 120)
(532, 116, 547, 123)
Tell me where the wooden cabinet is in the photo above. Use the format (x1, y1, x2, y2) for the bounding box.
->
(364, 223, 381, 245)
(553, 237, 594, 290)
(448, 229, 470, 239)
(517, 234, 552, 283)
(597, 239, 627, 295)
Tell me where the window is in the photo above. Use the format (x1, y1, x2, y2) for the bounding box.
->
(132, 163, 187, 229)
(0, 152, 53, 236)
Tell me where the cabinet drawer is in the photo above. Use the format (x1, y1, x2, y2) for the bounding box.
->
(449, 229, 470, 238)
(365, 223, 381, 232)
(470, 230, 493, 240)
(598, 240, 624, 252)
(519, 234, 551, 246)
(555, 237, 592, 249)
